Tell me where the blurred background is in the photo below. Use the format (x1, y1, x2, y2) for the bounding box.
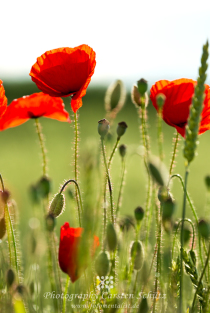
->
(1, 0, 210, 256)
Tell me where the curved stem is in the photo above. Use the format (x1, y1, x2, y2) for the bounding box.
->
(35, 118, 47, 176)
(60, 179, 83, 226)
(179, 165, 189, 313)
(101, 138, 114, 224)
(108, 137, 120, 169)
(62, 276, 70, 313)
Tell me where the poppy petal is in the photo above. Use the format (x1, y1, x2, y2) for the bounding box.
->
(0, 80, 7, 118)
(0, 92, 70, 131)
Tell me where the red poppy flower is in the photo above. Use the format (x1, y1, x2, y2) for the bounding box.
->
(29, 44, 96, 113)
(0, 92, 70, 130)
(150, 78, 210, 137)
(59, 222, 99, 282)
(0, 80, 7, 118)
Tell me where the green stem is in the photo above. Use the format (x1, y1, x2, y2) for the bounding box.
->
(179, 166, 189, 313)
(74, 112, 81, 226)
(47, 235, 58, 312)
(191, 241, 210, 312)
(140, 106, 149, 157)
(168, 131, 179, 181)
(35, 118, 47, 176)
(158, 108, 164, 162)
(62, 276, 70, 313)
(101, 138, 114, 224)
(116, 157, 126, 215)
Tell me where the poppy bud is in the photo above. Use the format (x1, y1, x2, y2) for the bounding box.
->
(106, 223, 117, 251)
(148, 156, 168, 186)
(37, 176, 51, 198)
(98, 119, 110, 139)
(119, 144, 126, 158)
(137, 78, 148, 95)
(138, 298, 149, 313)
(29, 185, 40, 204)
(116, 121, 128, 138)
(130, 240, 144, 271)
(134, 206, 144, 222)
(156, 93, 166, 110)
(6, 269, 15, 288)
(158, 186, 170, 203)
(1, 190, 10, 204)
(29, 281, 34, 296)
(198, 219, 210, 239)
(105, 80, 126, 115)
(95, 251, 110, 277)
(49, 193, 65, 217)
(205, 175, 210, 190)
(45, 213, 56, 232)
(131, 85, 142, 107)
(162, 198, 176, 218)
(0, 217, 6, 239)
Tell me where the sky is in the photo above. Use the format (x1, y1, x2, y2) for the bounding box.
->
(1, 0, 210, 88)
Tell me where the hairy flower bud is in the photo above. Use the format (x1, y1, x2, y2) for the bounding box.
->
(116, 121, 128, 138)
(119, 144, 126, 158)
(130, 240, 144, 271)
(106, 223, 117, 251)
(49, 193, 65, 217)
(134, 206, 144, 222)
(98, 119, 110, 139)
(137, 78, 148, 95)
(105, 80, 126, 117)
(37, 176, 51, 198)
(95, 251, 110, 277)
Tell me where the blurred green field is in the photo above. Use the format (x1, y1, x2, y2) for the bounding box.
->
(1, 79, 210, 249)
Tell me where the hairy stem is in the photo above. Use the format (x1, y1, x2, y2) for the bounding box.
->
(35, 118, 47, 176)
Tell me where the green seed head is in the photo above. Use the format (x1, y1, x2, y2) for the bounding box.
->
(134, 206, 144, 222)
(119, 144, 127, 158)
(116, 121, 128, 138)
(98, 119, 110, 139)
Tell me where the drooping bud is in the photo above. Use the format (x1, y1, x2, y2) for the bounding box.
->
(198, 219, 210, 239)
(158, 186, 170, 202)
(119, 144, 126, 158)
(6, 269, 15, 288)
(116, 121, 128, 138)
(205, 175, 210, 191)
(49, 193, 65, 217)
(1, 190, 10, 204)
(156, 93, 166, 110)
(98, 119, 110, 139)
(95, 251, 110, 277)
(0, 217, 6, 239)
(134, 206, 144, 223)
(37, 176, 51, 198)
(148, 156, 168, 186)
(162, 198, 176, 218)
(137, 78, 148, 95)
(130, 240, 144, 271)
(104, 80, 126, 117)
(45, 213, 56, 232)
(106, 223, 117, 251)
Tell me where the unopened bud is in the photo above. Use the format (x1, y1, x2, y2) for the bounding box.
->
(116, 121, 128, 138)
(198, 219, 210, 239)
(134, 206, 144, 222)
(119, 144, 126, 158)
(205, 175, 210, 191)
(137, 78, 148, 95)
(45, 213, 56, 232)
(98, 119, 110, 139)
(138, 298, 149, 313)
(6, 269, 15, 288)
(105, 80, 126, 115)
(130, 240, 144, 271)
(49, 193, 65, 217)
(162, 198, 176, 218)
(148, 157, 168, 186)
(158, 186, 170, 202)
(106, 223, 117, 251)
(156, 93, 166, 109)
(1, 190, 10, 204)
(95, 251, 110, 277)
(37, 176, 51, 198)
